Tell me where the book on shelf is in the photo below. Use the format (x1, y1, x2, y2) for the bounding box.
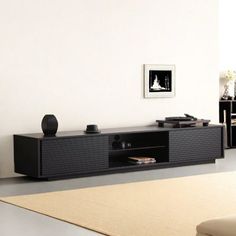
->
(128, 157, 156, 165)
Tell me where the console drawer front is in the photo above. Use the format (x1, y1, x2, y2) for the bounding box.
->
(41, 136, 109, 176)
(169, 128, 222, 163)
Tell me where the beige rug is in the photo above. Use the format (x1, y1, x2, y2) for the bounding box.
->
(2, 172, 236, 236)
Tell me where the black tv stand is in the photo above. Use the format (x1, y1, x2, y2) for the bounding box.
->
(14, 125, 224, 180)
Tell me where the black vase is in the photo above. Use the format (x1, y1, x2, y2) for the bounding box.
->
(41, 114, 58, 136)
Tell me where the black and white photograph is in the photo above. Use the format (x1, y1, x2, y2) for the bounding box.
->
(144, 64, 175, 98)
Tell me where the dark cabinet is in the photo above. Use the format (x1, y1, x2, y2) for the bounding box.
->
(14, 125, 224, 180)
(169, 128, 222, 163)
(41, 136, 109, 176)
(14, 135, 109, 178)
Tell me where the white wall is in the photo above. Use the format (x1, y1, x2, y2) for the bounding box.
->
(219, 0, 236, 70)
(219, 0, 236, 96)
(0, 0, 218, 178)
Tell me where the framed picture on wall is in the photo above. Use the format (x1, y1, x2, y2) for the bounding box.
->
(144, 64, 175, 98)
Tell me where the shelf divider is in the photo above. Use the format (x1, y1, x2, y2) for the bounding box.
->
(109, 145, 166, 153)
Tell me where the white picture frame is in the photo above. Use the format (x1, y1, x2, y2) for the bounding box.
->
(144, 64, 175, 98)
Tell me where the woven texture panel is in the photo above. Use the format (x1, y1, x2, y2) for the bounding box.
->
(41, 136, 108, 176)
(169, 128, 221, 163)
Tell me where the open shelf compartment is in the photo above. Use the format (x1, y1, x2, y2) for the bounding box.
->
(108, 131, 169, 169)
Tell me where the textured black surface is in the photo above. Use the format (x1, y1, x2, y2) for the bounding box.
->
(41, 136, 109, 176)
(169, 127, 222, 162)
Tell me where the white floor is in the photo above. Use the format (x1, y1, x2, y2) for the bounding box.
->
(0, 149, 236, 236)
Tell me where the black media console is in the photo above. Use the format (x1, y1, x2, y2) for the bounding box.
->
(14, 125, 224, 180)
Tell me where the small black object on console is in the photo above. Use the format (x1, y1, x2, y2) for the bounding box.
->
(85, 124, 101, 134)
(157, 114, 209, 128)
(41, 114, 58, 136)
